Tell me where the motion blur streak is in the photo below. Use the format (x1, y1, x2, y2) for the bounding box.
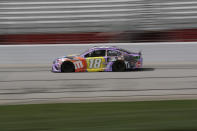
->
(1, 0, 197, 34)
(1, 0, 197, 44)
(0, 65, 197, 105)
(0, 43, 197, 105)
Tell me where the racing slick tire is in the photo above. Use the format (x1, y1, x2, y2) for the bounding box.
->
(61, 61, 75, 72)
(112, 60, 126, 72)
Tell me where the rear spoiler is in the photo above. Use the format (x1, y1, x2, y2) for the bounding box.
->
(139, 51, 142, 56)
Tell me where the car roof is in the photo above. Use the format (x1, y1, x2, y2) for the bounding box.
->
(87, 46, 133, 54)
(90, 46, 119, 50)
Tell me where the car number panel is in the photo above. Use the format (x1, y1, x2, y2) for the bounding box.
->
(86, 57, 106, 72)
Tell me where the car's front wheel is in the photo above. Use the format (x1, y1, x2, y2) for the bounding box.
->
(61, 61, 75, 72)
(112, 60, 126, 72)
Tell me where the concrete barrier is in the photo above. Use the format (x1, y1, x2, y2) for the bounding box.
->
(1, 29, 197, 45)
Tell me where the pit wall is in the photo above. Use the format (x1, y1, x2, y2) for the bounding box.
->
(1, 29, 197, 45)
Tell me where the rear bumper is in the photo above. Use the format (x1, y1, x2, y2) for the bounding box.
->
(134, 57, 143, 69)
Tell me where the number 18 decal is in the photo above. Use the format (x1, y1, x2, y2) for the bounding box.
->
(89, 58, 102, 68)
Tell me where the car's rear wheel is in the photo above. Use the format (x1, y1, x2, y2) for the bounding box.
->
(61, 61, 75, 72)
(112, 60, 126, 72)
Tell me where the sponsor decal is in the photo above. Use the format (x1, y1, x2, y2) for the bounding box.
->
(86, 57, 106, 72)
(74, 61, 84, 69)
(136, 61, 141, 68)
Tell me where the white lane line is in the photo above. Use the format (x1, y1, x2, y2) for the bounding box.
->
(0, 42, 197, 47)
(0, 4, 137, 10)
(0, 0, 137, 5)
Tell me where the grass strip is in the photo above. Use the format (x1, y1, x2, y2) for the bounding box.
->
(0, 100, 197, 131)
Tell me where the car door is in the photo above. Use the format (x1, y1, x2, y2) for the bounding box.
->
(84, 49, 107, 72)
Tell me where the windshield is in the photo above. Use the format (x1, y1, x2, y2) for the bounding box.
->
(80, 49, 89, 56)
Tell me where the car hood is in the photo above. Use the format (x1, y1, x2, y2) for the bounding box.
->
(57, 54, 79, 59)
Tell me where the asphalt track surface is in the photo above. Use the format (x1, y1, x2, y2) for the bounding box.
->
(0, 42, 197, 105)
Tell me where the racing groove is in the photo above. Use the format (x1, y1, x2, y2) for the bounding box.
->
(1, 43, 197, 105)
(0, 64, 197, 105)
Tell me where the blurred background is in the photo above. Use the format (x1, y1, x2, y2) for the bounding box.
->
(1, 2, 197, 130)
(1, 0, 197, 44)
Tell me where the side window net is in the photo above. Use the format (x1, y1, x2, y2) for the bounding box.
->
(85, 50, 106, 57)
(107, 50, 121, 56)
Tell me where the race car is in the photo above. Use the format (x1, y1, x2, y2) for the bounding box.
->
(52, 46, 142, 72)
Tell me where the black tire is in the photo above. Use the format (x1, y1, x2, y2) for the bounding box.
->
(112, 60, 126, 72)
(61, 61, 75, 72)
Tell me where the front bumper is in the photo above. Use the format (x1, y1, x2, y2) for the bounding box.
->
(52, 63, 61, 72)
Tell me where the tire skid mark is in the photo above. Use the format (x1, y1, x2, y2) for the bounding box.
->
(0, 75, 197, 83)
(1, 87, 197, 95)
